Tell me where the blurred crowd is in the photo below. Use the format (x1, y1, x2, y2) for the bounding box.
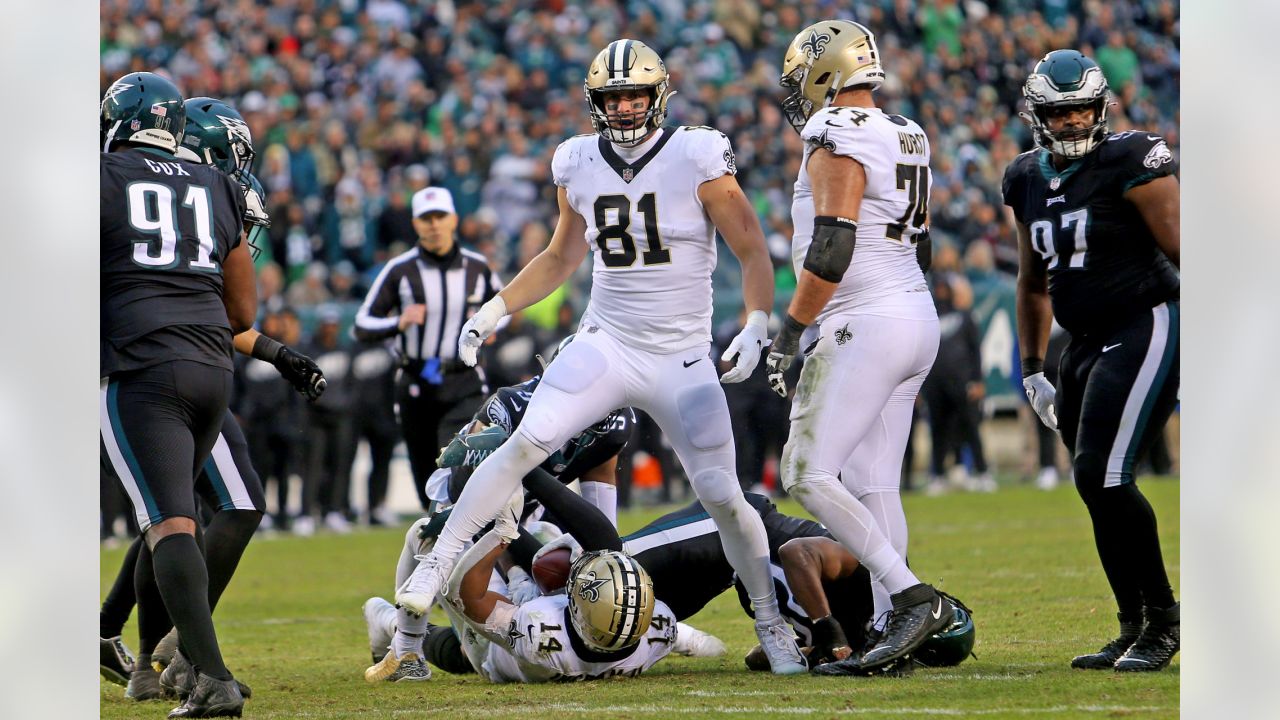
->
(100, 0, 1180, 538)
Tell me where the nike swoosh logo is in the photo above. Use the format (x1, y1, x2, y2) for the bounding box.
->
(1102, 343, 1123, 353)
(824, 119, 841, 127)
(931, 599, 943, 620)
(683, 358, 703, 368)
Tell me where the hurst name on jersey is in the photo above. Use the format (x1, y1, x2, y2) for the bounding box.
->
(481, 594, 676, 683)
(552, 126, 737, 353)
(792, 106, 931, 319)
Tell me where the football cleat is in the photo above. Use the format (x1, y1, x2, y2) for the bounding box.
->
(673, 622, 727, 658)
(812, 653, 915, 677)
(153, 628, 180, 671)
(1114, 604, 1179, 672)
(166, 673, 244, 718)
(754, 620, 807, 675)
(160, 651, 196, 699)
(395, 552, 454, 616)
(100, 635, 136, 686)
(126, 664, 170, 701)
(857, 584, 955, 671)
(364, 652, 432, 683)
(1071, 613, 1142, 670)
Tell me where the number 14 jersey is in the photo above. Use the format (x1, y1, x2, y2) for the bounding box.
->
(552, 127, 736, 354)
(792, 106, 931, 321)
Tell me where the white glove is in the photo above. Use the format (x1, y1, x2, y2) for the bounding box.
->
(458, 296, 507, 367)
(505, 567, 541, 605)
(532, 532, 583, 566)
(1023, 372, 1059, 431)
(720, 310, 770, 384)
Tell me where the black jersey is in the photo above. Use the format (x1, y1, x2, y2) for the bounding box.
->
(476, 376, 636, 482)
(1002, 132, 1179, 336)
(101, 148, 247, 374)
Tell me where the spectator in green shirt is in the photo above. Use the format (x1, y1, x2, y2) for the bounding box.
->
(1096, 31, 1141, 88)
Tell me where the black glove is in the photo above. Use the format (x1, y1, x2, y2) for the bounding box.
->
(809, 615, 852, 665)
(274, 346, 327, 401)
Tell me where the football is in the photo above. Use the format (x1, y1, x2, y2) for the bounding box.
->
(531, 547, 572, 594)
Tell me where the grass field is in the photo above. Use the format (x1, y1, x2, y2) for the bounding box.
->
(99, 479, 1179, 719)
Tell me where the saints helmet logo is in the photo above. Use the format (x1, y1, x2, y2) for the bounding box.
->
(576, 571, 610, 603)
(799, 30, 833, 60)
(835, 325, 852, 345)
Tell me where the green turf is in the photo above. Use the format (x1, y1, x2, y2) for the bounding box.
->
(100, 479, 1179, 719)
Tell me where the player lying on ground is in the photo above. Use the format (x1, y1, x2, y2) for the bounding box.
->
(100, 96, 325, 705)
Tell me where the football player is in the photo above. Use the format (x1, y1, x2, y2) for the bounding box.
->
(362, 355, 637, 683)
(764, 21, 955, 675)
(397, 39, 807, 674)
(1005, 50, 1180, 671)
(101, 71, 254, 717)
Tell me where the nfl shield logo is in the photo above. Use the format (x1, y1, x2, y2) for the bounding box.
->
(130, 119, 141, 131)
(1049, 176, 1061, 191)
(622, 168, 634, 183)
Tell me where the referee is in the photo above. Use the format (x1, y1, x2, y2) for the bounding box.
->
(355, 186, 504, 509)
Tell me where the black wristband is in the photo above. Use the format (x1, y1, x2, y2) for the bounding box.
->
(783, 313, 807, 336)
(252, 333, 285, 364)
(1021, 357, 1044, 378)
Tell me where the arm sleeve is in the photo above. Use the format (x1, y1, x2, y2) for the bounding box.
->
(353, 262, 402, 341)
(521, 467, 623, 552)
(689, 127, 737, 183)
(1114, 132, 1178, 192)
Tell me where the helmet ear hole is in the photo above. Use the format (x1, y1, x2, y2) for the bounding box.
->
(814, 72, 831, 86)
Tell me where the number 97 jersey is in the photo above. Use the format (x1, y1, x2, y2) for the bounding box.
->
(792, 106, 932, 320)
(552, 127, 737, 354)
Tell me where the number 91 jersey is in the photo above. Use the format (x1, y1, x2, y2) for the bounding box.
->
(1001, 131, 1180, 335)
(792, 106, 931, 320)
(552, 127, 737, 354)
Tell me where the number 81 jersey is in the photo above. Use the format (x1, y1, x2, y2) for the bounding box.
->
(1001, 131, 1180, 335)
(792, 106, 932, 320)
(552, 127, 736, 354)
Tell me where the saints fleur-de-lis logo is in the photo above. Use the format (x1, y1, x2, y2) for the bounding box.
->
(835, 324, 852, 345)
(505, 620, 525, 648)
(576, 572, 610, 602)
(805, 129, 837, 152)
(800, 30, 833, 60)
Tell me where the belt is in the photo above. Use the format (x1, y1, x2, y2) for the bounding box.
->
(402, 357, 473, 375)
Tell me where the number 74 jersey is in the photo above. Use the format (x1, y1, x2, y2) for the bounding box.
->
(552, 127, 737, 354)
(792, 106, 932, 321)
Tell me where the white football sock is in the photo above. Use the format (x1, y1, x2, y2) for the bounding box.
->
(392, 606, 427, 658)
(690, 469, 780, 623)
(579, 481, 617, 527)
(860, 490, 910, 629)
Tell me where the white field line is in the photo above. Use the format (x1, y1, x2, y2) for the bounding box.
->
(263, 704, 1176, 718)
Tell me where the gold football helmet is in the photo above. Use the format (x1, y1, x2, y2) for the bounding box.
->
(779, 20, 884, 133)
(584, 39, 675, 146)
(566, 550, 655, 652)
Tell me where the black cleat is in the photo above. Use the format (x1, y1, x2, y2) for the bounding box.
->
(126, 664, 172, 701)
(162, 651, 252, 700)
(100, 635, 136, 686)
(167, 673, 244, 718)
(812, 653, 914, 677)
(1071, 613, 1142, 670)
(857, 584, 954, 671)
(1115, 604, 1179, 672)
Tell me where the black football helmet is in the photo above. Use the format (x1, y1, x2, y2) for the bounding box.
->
(100, 71, 185, 154)
(1020, 49, 1112, 159)
(176, 97, 256, 179)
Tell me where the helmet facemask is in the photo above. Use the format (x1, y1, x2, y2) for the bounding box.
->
(1020, 59, 1112, 160)
(587, 85, 665, 147)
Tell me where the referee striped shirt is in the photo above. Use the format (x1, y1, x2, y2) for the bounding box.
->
(354, 245, 504, 362)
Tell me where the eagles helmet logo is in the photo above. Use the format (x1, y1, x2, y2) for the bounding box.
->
(216, 114, 253, 145)
(576, 572, 610, 603)
(102, 81, 134, 107)
(799, 30, 833, 60)
(1143, 141, 1173, 169)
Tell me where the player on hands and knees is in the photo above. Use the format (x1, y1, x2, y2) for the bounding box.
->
(101, 71, 255, 718)
(396, 39, 804, 674)
(1006, 50, 1180, 672)
(765, 21, 954, 675)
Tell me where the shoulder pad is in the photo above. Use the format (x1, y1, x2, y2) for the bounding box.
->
(1101, 131, 1177, 189)
(676, 125, 736, 181)
(552, 136, 594, 187)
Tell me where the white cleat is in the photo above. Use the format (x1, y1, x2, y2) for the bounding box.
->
(395, 552, 454, 616)
(755, 620, 807, 675)
(1036, 467, 1060, 491)
(674, 622, 727, 657)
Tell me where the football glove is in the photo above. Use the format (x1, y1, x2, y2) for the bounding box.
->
(720, 310, 770, 384)
(274, 346, 327, 401)
(458, 296, 507, 367)
(506, 567, 541, 605)
(436, 425, 510, 468)
(532, 532, 583, 566)
(1022, 372, 1058, 431)
(765, 315, 807, 398)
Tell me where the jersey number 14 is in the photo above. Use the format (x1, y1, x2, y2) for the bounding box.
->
(1029, 208, 1090, 270)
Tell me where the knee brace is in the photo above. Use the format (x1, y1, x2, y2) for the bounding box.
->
(689, 467, 740, 509)
(676, 384, 733, 450)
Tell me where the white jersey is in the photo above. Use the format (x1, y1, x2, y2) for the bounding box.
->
(552, 127, 737, 353)
(791, 106, 931, 320)
(480, 594, 677, 683)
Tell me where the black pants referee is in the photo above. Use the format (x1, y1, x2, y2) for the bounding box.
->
(354, 186, 504, 510)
